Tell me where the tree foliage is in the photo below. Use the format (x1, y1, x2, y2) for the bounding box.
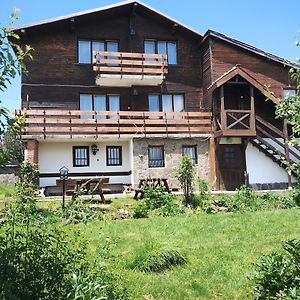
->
(176, 155, 195, 206)
(275, 52, 300, 180)
(0, 8, 32, 140)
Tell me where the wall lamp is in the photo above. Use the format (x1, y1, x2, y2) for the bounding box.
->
(91, 144, 99, 155)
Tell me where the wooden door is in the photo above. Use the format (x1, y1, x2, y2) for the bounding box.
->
(217, 144, 246, 190)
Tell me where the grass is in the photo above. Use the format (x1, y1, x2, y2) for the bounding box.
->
(72, 208, 300, 300)
(0, 183, 15, 202)
(0, 183, 299, 298)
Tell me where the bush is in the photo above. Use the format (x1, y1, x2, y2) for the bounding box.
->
(176, 156, 195, 206)
(0, 207, 85, 299)
(132, 184, 184, 218)
(292, 184, 300, 207)
(253, 239, 300, 299)
(130, 248, 187, 273)
(62, 198, 103, 224)
(132, 202, 149, 219)
(16, 161, 39, 213)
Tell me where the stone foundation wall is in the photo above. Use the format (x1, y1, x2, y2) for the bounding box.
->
(132, 138, 210, 190)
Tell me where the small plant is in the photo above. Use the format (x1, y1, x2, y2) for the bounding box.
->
(132, 202, 149, 219)
(132, 184, 183, 218)
(196, 178, 210, 207)
(130, 248, 187, 273)
(292, 183, 300, 207)
(15, 161, 39, 213)
(233, 185, 257, 212)
(253, 239, 300, 300)
(176, 156, 195, 206)
(62, 198, 103, 224)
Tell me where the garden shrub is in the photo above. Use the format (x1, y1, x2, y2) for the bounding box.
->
(16, 161, 39, 213)
(132, 202, 149, 219)
(132, 184, 183, 218)
(130, 248, 187, 273)
(253, 239, 300, 300)
(0, 206, 85, 299)
(176, 156, 195, 206)
(292, 184, 300, 207)
(61, 198, 103, 224)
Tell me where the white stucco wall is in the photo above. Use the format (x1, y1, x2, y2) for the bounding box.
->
(245, 142, 296, 184)
(39, 140, 131, 186)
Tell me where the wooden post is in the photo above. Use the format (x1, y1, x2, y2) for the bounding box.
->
(283, 120, 292, 189)
(250, 86, 255, 131)
(220, 86, 225, 130)
(209, 137, 217, 190)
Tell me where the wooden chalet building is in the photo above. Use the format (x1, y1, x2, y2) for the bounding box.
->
(13, 0, 299, 192)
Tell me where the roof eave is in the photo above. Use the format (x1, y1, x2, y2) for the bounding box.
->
(203, 29, 299, 69)
(10, 0, 202, 38)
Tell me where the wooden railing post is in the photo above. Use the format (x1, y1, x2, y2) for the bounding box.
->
(220, 86, 226, 130)
(43, 110, 46, 140)
(250, 86, 255, 131)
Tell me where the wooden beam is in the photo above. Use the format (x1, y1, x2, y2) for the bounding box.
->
(209, 137, 217, 191)
(220, 85, 225, 130)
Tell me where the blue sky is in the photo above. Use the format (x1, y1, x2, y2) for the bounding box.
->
(1, 0, 300, 111)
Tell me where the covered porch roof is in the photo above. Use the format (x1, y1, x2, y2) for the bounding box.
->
(207, 65, 279, 103)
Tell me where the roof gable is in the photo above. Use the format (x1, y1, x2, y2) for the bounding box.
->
(207, 65, 279, 103)
(203, 30, 298, 69)
(11, 0, 202, 37)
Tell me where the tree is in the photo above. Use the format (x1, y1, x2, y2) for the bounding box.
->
(0, 8, 32, 163)
(274, 47, 300, 181)
(176, 155, 195, 206)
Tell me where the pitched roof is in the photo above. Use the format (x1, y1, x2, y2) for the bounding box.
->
(207, 65, 279, 103)
(11, 0, 202, 37)
(203, 30, 298, 69)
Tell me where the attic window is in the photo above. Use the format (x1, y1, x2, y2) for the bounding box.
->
(282, 88, 296, 99)
(78, 39, 118, 64)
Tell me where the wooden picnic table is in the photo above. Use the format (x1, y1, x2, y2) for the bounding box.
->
(133, 178, 171, 200)
(56, 177, 109, 203)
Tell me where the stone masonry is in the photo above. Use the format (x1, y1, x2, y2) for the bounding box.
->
(132, 138, 210, 190)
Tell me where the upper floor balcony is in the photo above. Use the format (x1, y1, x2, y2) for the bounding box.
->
(93, 51, 168, 87)
(18, 109, 212, 139)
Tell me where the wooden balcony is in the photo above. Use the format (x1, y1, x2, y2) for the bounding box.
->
(19, 109, 212, 139)
(93, 51, 168, 87)
(215, 109, 256, 137)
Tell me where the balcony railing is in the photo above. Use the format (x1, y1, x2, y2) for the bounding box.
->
(93, 51, 168, 86)
(19, 109, 212, 138)
(215, 109, 256, 137)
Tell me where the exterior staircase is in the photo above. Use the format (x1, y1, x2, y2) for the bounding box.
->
(250, 115, 300, 177)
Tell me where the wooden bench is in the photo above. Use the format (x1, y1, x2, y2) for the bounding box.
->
(133, 178, 171, 200)
(56, 179, 78, 196)
(56, 177, 110, 202)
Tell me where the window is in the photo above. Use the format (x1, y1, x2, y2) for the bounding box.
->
(182, 145, 197, 164)
(282, 88, 296, 99)
(223, 146, 236, 165)
(106, 146, 122, 166)
(78, 39, 118, 64)
(80, 94, 120, 119)
(148, 94, 184, 117)
(144, 40, 177, 64)
(73, 146, 89, 167)
(148, 146, 165, 168)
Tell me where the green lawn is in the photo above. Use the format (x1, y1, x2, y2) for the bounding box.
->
(0, 183, 15, 202)
(70, 209, 300, 300)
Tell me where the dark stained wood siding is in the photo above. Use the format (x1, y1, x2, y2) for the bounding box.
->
(210, 38, 291, 98)
(20, 7, 203, 112)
